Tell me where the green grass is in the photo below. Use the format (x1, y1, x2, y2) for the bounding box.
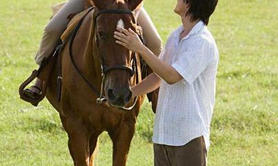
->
(0, 0, 278, 165)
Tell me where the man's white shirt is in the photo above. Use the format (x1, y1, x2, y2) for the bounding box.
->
(152, 21, 219, 150)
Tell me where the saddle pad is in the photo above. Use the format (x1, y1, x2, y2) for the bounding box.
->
(61, 8, 94, 42)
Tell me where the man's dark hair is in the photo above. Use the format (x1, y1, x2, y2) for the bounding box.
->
(184, 0, 218, 25)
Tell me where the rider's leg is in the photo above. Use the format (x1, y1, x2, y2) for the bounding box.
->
(35, 0, 85, 64)
(137, 8, 161, 113)
(28, 0, 85, 96)
(137, 7, 163, 57)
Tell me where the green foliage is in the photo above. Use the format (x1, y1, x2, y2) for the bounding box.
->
(0, 0, 277, 165)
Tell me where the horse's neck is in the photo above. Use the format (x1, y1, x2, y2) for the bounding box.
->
(83, 51, 102, 81)
(72, 9, 102, 87)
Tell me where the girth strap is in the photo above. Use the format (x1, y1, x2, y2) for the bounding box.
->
(55, 41, 65, 101)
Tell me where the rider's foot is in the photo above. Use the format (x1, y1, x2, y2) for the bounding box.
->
(23, 79, 43, 99)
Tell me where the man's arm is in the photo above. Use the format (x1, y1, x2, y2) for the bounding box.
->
(114, 28, 183, 85)
(132, 73, 161, 97)
(138, 46, 182, 85)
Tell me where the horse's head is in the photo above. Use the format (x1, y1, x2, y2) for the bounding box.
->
(91, 0, 143, 108)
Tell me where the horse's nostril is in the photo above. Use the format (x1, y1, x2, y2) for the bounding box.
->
(124, 90, 132, 103)
(108, 88, 132, 106)
(108, 89, 116, 101)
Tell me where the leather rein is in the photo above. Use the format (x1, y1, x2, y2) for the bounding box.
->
(69, 7, 142, 111)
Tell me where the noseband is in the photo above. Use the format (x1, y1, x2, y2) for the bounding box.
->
(69, 7, 141, 111)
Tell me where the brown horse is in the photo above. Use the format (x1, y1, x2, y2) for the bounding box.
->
(39, 0, 147, 165)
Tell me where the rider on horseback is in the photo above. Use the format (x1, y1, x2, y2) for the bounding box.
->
(22, 0, 162, 105)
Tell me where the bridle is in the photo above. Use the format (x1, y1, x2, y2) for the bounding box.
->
(69, 7, 142, 111)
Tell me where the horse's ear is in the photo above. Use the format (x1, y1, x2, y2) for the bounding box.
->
(90, 0, 107, 9)
(126, 0, 143, 11)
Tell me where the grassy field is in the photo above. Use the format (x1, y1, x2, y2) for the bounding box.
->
(0, 0, 278, 165)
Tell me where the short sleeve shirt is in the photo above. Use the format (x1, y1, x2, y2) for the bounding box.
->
(152, 21, 219, 150)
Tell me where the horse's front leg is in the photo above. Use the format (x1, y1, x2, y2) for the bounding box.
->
(109, 121, 136, 166)
(89, 133, 100, 166)
(61, 115, 90, 166)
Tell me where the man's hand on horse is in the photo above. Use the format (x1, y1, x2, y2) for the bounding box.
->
(114, 27, 144, 53)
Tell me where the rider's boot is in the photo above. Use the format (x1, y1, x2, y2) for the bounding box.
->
(23, 78, 43, 100)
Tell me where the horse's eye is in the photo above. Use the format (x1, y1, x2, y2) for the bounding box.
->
(98, 31, 105, 40)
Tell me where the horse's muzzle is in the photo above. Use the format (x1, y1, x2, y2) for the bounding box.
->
(107, 87, 132, 107)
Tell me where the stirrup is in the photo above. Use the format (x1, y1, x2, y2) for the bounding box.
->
(19, 70, 46, 106)
(23, 85, 42, 98)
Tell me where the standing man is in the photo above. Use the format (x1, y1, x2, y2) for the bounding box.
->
(114, 0, 218, 165)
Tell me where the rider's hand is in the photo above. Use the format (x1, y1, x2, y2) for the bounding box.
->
(114, 27, 145, 53)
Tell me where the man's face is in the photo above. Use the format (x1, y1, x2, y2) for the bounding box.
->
(174, 0, 188, 16)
